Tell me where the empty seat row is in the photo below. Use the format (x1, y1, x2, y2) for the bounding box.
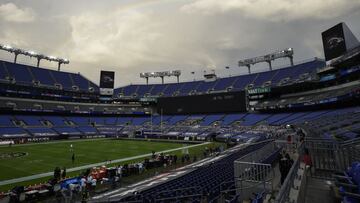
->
(334, 162, 360, 203)
(115, 59, 324, 98)
(118, 141, 278, 202)
(0, 60, 98, 92)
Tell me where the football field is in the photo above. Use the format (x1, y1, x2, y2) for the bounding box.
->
(0, 139, 207, 183)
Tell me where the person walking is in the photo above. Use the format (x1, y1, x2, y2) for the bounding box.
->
(279, 153, 294, 185)
(62, 167, 67, 179)
(303, 148, 312, 175)
(72, 153, 75, 164)
(279, 154, 287, 185)
(283, 153, 294, 183)
(174, 155, 178, 165)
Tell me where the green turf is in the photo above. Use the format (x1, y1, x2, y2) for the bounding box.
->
(0, 139, 185, 181)
(0, 139, 224, 192)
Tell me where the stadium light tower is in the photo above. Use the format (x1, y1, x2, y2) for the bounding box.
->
(246, 64, 251, 74)
(238, 48, 294, 74)
(13, 50, 22, 63)
(287, 48, 294, 66)
(170, 70, 181, 83)
(140, 73, 150, 85)
(0, 45, 22, 63)
(56, 58, 69, 71)
(36, 55, 43, 67)
(0, 44, 70, 70)
(140, 70, 181, 85)
(158, 72, 167, 84)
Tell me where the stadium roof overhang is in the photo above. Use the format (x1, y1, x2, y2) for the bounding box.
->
(330, 44, 360, 68)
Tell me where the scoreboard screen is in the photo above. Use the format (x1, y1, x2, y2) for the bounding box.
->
(157, 91, 246, 114)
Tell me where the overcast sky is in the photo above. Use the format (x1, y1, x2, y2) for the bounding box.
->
(0, 0, 359, 87)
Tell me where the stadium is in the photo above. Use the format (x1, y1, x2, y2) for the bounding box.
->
(0, 1, 360, 203)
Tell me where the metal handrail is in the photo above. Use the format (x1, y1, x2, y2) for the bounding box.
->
(155, 186, 202, 196)
(273, 142, 305, 203)
(274, 154, 301, 203)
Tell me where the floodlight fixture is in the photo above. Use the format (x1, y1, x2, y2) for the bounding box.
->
(3, 45, 12, 49)
(238, 48, 294, 73)
(25, 50, 37, 56)
(140, 70, 181, 84)
(0, 43, 70, 70)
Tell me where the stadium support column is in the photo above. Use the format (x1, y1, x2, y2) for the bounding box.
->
(150, 109, 153, 137)
(36, 57, 41, 67)
(145, 77, 149, 85)
(160, 108, 163, 135)
(266, 60, 272, 71)
(247, 65, 251, 74)
(160, 76, 164, 84)
(14, 52, 19, 63)
(58, 62, 61, 71)
(288, 55, 294, 66)
(176, 75, 179, 83)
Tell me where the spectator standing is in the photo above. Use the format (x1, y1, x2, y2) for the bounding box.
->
(185, 154, 190, 162)
(303, 149, 312, 165)
(174, 155, 178, 164)
(87, 175, 93, 190)
(117, 165, 122, 178)
(80, 177, 87, 192)
(279, 154, 287, 185)
(91, 178, 97, 191)
(138, 162, 144, 173)
(72, 153, 75, 164)
(303, 148, 312, 174)
(283, 153, 294, 183)
(54, 167, 61, 181)
(62, 167, 66, 179)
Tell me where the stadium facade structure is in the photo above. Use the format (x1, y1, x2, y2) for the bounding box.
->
(0, 22, 359, 203)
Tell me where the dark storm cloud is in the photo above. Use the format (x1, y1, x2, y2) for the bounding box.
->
(0, 0, 359, 87)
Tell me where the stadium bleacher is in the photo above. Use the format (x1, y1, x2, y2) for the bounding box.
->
(113, 140, 280, 203)
(114, 59, 325, 98)
(199, 114, 224, 126)
(300, 106, 360, 141)
(0, 115, 15, 126)
(77, 126, 97, 135)
(26, 128, 58, 137)
(14, 115, 42, 126)
(0, 60, 98, 92)
(0, 127, 28, 138)
(1, 14, 360, 203)
(334, 161, 360, 203)
(1, 106, 358, 142)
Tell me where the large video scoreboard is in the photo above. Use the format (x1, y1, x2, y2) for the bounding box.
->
(157, 91, 246, 114)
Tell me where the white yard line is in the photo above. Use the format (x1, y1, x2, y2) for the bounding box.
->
(0, 142, 211, 186)
(0, 138, 109, 148)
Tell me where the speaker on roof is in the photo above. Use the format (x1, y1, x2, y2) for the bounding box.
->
(99, 70, 115, 96)
(322, 22, 360, 63)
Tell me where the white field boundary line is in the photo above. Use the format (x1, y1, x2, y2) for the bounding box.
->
(0, 138, 202, 148)
(0, 142, 211, 186)
(0, 138, 110, 148)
